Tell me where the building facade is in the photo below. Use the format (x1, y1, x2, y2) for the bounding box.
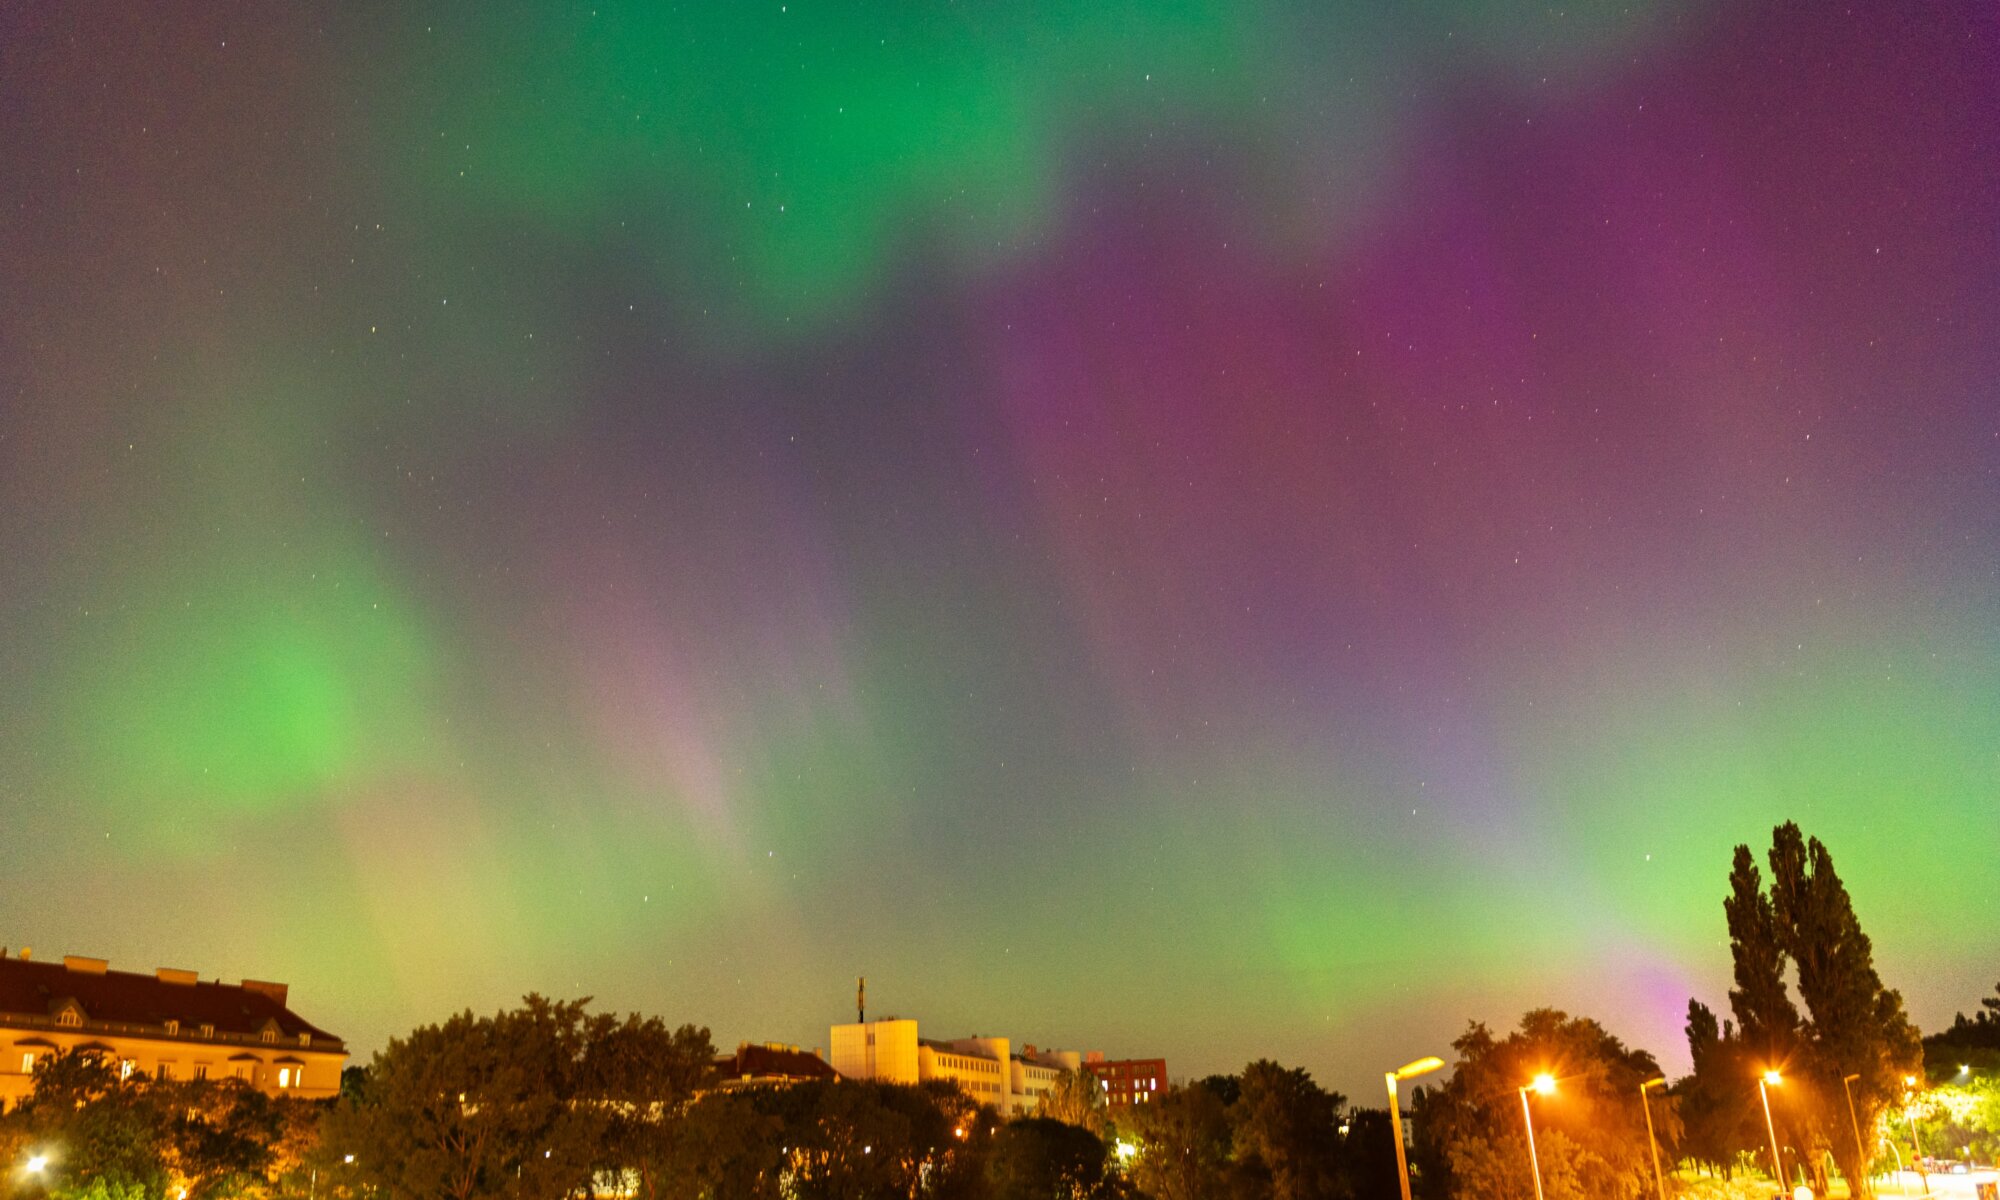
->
(828, 1018, 1083, 1115)
(1084, 1053, 1168, 1108)
(0, 950, 347, 1107)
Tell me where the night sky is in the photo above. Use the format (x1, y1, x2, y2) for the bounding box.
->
(3, 1, 1996, 1100)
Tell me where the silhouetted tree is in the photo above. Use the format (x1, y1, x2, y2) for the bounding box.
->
(1037, 1068, 1110, 1137)
(1428, 1010, 1676, 1200)
(580, 1013, 713, 1200)
(1231, 1060, 1344, 1200)
(1701, 823, 1922, 1198)
(986, 1117, 1129, 1199)
(1127, 1083, 1233, 1200)
(322, 996, 611, 1200)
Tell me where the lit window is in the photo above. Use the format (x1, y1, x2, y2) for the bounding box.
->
(261, 1028, 277, 1044)
(299, 1033, 310, 1047)
(278, 1068, 294, 1088)
(120, 1060, 136, 1079)
(57, 1009, 82, 1028)
(199, 1024, 214, 1038)
(20, 1052, 35, 1073)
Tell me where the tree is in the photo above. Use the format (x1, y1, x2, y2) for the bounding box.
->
(986, 1117, 1129, 1200)
(1702, 823, 1922, 1199)
(1428, 1010, 1675, 1200)
(740, 1078, 974, 1200)
(5, 1051, 169, 1200)
(1126, 1083, 1233, 1200)
(656, 1092, 783, 1200)
(1231, 1060, 1344, 1200)
(323, 996, 611, 1200)
(580, 1013, 714, 1200)
(1036, 1069, 1110, 1137)
(1335, 1108, 1403, 1200)
(1675, 1000, 1759, 1178)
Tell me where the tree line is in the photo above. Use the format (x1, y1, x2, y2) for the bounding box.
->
(4, 821, 1989, 1200)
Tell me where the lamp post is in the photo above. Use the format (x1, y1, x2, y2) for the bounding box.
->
(1840, 1073, 1869, 1198)
(1640, 1076, 1669, 1200)
(1902, 1077, 1928, 1197)
(1387, 1057, 1445, 1200)
(1519, 1074, 1556, 1200)
(1759, 1070, 1787, 1189)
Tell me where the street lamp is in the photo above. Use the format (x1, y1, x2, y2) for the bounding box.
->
(23, 1155, 48, 1175)
(1640, 1076, 1669, 1200)
(1387, 1057, 1445, 1200)
(1840, 1074, 1869, 1197)
(1902, 1079, 1928, 1196)
(1759, 1070, 1787, 1188)
(1520, 1074, 1557, 1200)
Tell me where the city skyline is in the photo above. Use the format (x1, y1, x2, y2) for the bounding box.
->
(3, 0, 1996, 1105)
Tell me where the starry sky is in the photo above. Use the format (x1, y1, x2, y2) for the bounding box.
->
(2, 1, 1996, 1099)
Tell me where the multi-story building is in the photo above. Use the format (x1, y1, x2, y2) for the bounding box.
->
(0, 949, 347, 1107)
(1084, 1052, 1168, 1108)
(828, 1018, 1083, 1116)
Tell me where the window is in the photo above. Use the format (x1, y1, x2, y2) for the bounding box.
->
(156, 1063, 173, 1081)
(199, 1024, 214, 1038)
(57, 1008, 82, 1028)
(298, 1032, 311, 1047)
(20, 1052, 36, 1073)
(277, 1067, 295, 1089)
(193, 1064, 209, 1080)
(164, 1019, 180, 1035)
(120, 1059, 136, 1080)
(261, 1027, 277, 1044)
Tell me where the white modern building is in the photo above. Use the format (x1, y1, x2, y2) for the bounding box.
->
(829, 1017, 1083, 1115)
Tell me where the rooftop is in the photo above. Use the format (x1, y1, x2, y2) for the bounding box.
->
(0, 951, 342, 1048)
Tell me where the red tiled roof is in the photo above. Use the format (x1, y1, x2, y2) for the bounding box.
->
(0, 957, 340, 1045)
(714, 1043, 836, 1083)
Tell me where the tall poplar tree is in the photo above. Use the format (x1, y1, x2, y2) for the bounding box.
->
(1703, 823, 1921, 1200)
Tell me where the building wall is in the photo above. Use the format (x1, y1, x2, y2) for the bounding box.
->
(1, 1028, 345, 1108)
(919, 1042, 1007, 1103)
(1087, 1058, 1168, 1108)
(832, 1021, 1083, 1115)
(829, 1019, 919, 1085)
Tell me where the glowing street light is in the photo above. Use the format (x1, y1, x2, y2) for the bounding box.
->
(1386, 1057, 1445, 1200)
(24, 1155, 48, 1175)
(1640, 1077, 1669, 1200)
(1759, 1070, 1786, 1188)
(1519, 1074, 1556, 1200)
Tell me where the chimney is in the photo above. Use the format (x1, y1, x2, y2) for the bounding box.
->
(64, 955, 110, 975)
(157, 968, 199, 986)
(241, 979, 290, 1006)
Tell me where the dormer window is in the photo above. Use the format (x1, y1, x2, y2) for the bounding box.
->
(164, 1019, 180, 1036)
(199, 1024, 215, 1038)
(298, 1032, 311, 1047)
(261, 1027, 277, 1044)
(56, 1008, 82, 1028)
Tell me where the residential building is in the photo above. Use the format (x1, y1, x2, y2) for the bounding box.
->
(828, 1018, 1083, 1115)
(0, 948, 347, 1107)
(1084, 1052, 1168, 1108)
(712, 1041, 837, 1090)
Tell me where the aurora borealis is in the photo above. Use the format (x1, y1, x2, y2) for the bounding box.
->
(2, 0, 1996, 1097)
